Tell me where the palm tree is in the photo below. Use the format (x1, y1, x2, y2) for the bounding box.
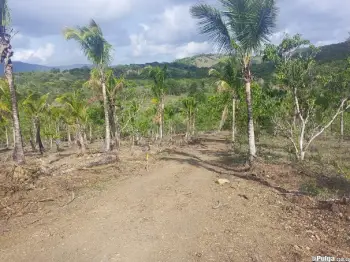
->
(56, 91, 88, 154)
(191, 0, 278, 162)
(22, 93, 49, 154)
(182, 97, 198, 139)
(0, 1, 25, 164)
(85, 68, 125, 148)
(209, 57, 241, 142)
(144, 66, 168, 140)
(63, 19, 113, 151)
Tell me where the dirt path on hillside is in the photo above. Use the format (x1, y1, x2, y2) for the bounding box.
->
(0, 139, 348, 262)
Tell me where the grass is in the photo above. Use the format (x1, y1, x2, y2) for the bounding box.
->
(256, 134, 350, 199)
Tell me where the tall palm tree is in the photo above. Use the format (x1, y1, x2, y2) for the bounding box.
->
(0, 0, 25, 164)
(63, 19, 113, 151)
(85, 68, 125, 148)
(209, 57, 241, 142)
(191, 0, 278, 162)
(144, 66, 168, 140)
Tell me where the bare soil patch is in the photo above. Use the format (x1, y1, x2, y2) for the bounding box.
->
(0, 134, 349, 261)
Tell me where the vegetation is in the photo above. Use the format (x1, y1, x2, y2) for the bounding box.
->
(0, 0, 348, 170)
(191, 0, 278, 162)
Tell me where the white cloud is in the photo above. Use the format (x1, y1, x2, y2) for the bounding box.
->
(13, 43, 55, 63)
(7, 0, 350, 65)
(144, 4, 198, 44)
(12, 0, 132, 25)
(174, 42, 213, 59)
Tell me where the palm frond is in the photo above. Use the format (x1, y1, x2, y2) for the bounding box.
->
(63, 20, 113, 66)
(221, 0, 277, 53)
(191, 4, 232, 53)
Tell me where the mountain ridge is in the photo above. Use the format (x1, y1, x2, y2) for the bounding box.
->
(1, 41, 349, 75)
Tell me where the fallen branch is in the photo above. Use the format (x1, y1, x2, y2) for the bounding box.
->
(60, 192, 75, 207)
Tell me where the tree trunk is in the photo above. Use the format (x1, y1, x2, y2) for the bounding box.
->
(159, 98, 164, 140)
(102, 79, 111, 151)
(89, 123, 93, 144)
(30, 118, 36, 151)
(192, 110, 195, 136)
(340, 108, 344, 141)
(245, 80, 257, 162)
(113, 105, 121, 148)
(35, 118, 45, 155)
(218, 105, 228, 132)
(67, 126, 72, 147)
(5, 126, 9, 149)
(4, 54, 25, 164)
(232, 96, 236, 143)
(77, 124, 86, 154)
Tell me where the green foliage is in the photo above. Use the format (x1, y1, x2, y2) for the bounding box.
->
(63, 19, 112, 68)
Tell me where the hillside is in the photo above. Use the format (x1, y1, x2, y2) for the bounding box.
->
(1, 41, 349, 79)
(175, 54, 225, 68)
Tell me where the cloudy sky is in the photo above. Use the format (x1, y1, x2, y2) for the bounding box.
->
(10, 0, 350, 66)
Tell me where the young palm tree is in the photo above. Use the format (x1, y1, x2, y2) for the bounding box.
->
(144, 66, 168, 140)
(0, 1, 25, 164)
(182, 97, 198, 139)
(56, 91, 88, 154)
(209, 58, 241, 142)
(191, 0, 278, 162)
(63, 19, 113, 151)
(22, 93, 49, 154)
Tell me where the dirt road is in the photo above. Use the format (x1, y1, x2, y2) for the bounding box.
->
(0, 140, 345, 261)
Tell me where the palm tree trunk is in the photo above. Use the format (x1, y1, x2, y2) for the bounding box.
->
(340, 107, 344, 141)
(30, 118, 36, 151)
(232, 96, 236, 143)
(159, 99, 164, 140)
(5, 56, 25, 164)
(5, 126, 9, 149)
(35, 118, 45, 155)
(89, 123, 93, 144)
(67, 125, 72, 147)
(79, 130, 86, 154)
(192, 110, 195, 136)
(245, 80, 257, 162)
(102, 79, 111, 151)
(218, 105, 228, 131)
(113, 105, 121, 148)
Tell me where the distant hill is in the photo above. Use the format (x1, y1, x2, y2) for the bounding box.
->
(4, 61, 52, 73)
(175, 54, 225, 68)
(2, 41, 349, 77)
(0, 62, 91, 75)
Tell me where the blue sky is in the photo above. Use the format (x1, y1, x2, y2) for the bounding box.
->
(10, 0, 350, 66)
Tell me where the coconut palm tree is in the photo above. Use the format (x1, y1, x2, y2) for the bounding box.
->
(85, 68, 125, 148)
(56, 91, 88, 154)
(144, 66, 168, 140)
(191, 0, 278, 162)
(22, 93, 49, 154)
(182, 97, 198, 139)
(0, 1, 25, 163)
(209, 57, 241, 142)
(63, 19, 113, 151)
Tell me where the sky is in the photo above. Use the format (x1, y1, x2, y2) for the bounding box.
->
(10, 0, 350, 66)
